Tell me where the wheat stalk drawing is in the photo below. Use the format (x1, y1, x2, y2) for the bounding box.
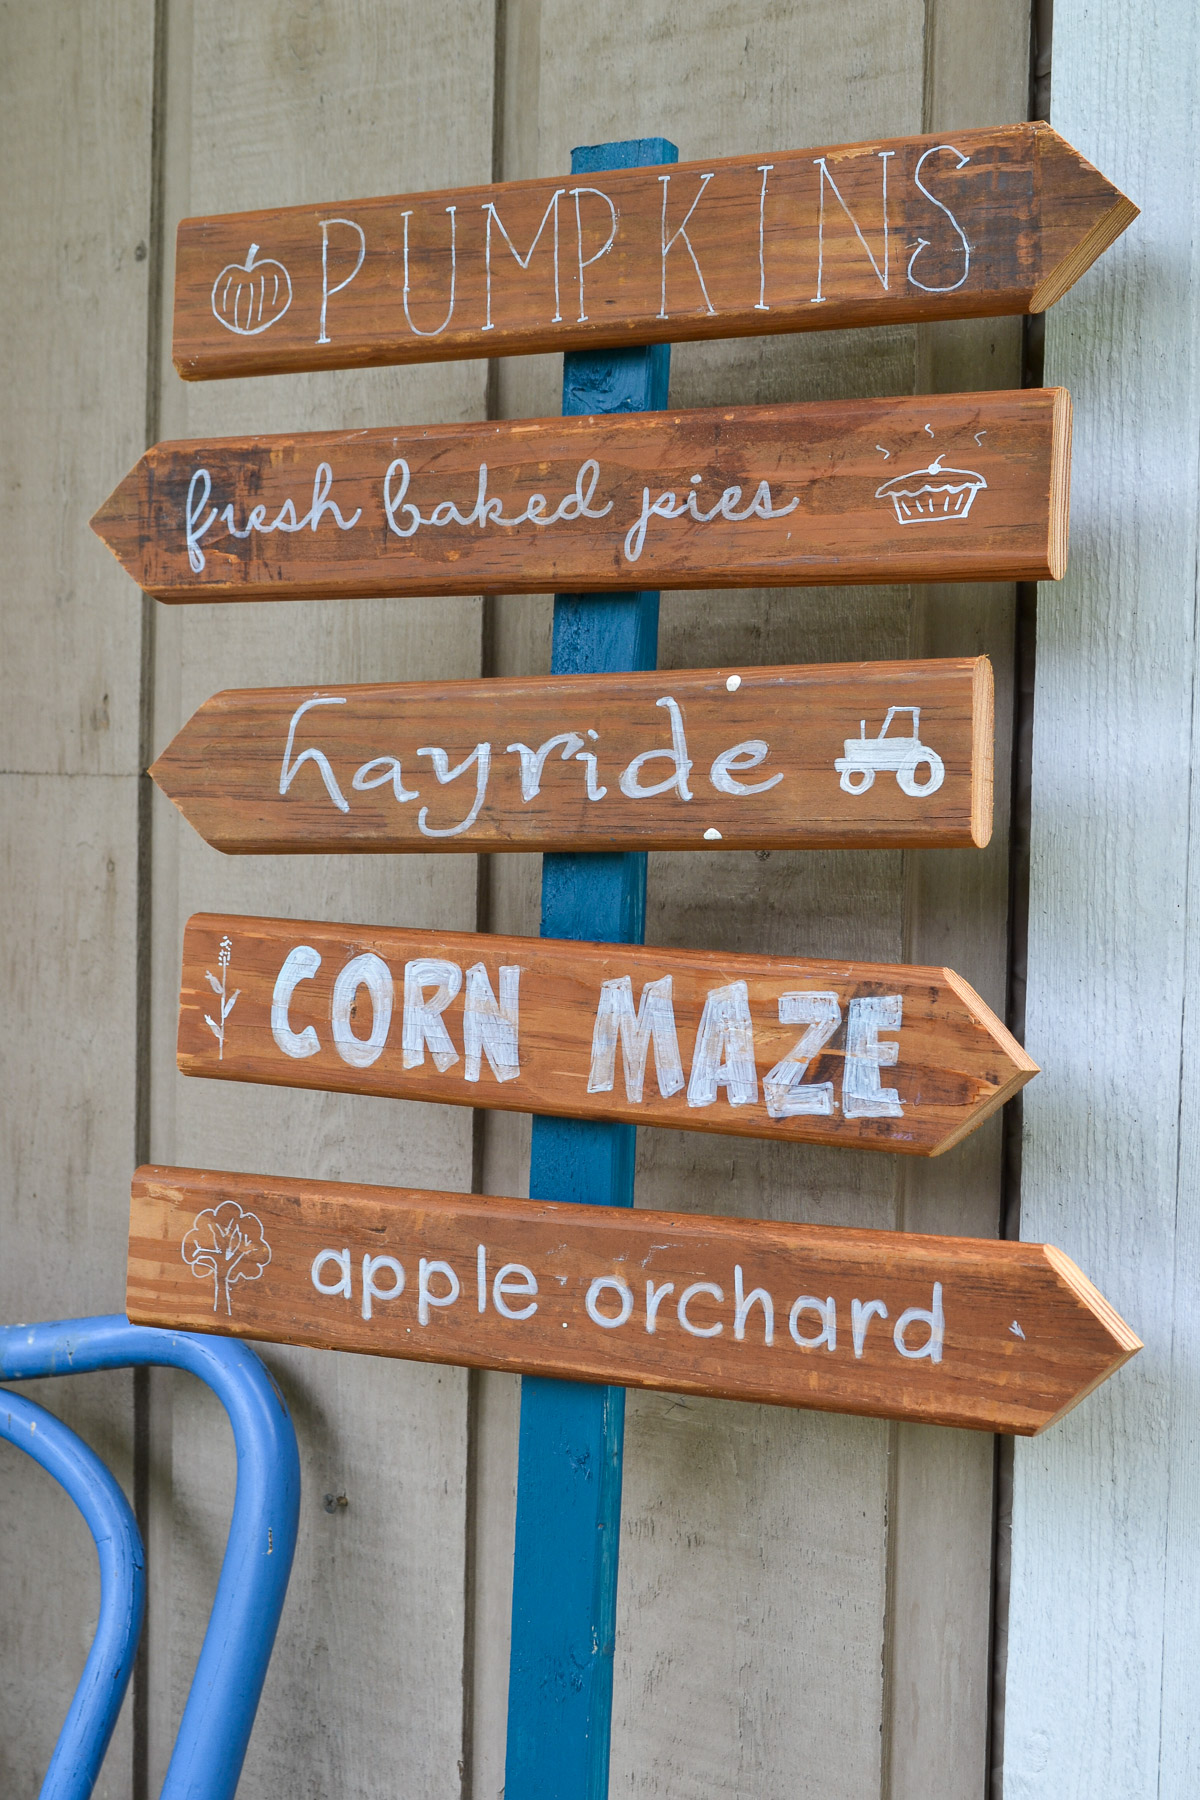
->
(204, 934, 240, 1060)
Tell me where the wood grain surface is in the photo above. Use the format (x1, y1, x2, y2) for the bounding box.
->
(176, 914, 1036, 1155)
(127, 1164, 1139, 1434)
(170, 124, 1137, 378)
(92, 390, 1072, 601)
(150, 656, 993, 853)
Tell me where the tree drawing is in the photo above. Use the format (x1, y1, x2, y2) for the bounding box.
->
(181, 1201, 272, 1316)
(205, 935, 240, 1060)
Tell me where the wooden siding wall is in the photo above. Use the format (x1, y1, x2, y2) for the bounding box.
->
(0, 4, 1085, 1798)
(1005, 0, 1200, 1793)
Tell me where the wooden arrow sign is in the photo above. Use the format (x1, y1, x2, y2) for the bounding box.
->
(150, 656, 993, 854)
(127, 1165, 1139, 1434)
(91, 390, 1070, 602)
(177, 915, 1036, 1155)
(170, 124, 1136, 379)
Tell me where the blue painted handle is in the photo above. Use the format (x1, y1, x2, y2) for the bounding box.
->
(0, 1387, 145, 1800)
(504, 135, 677, 1800)
(0, 1316, 301, 1800)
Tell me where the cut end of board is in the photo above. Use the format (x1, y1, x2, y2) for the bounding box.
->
(1048, 386, 1073, 581)
(971, 655, 995, 849)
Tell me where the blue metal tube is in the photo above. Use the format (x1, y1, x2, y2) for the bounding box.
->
(0, 1315, 301, 1800)
(0, 1387, 146, 1800)
(504, 135, 677, 1800)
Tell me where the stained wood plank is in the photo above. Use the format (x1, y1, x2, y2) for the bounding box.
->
(92, 389, 1072, 601)
(127, 1166, 1138, 1434)
(170, 124, 1136, 379)
(150, 657, 993, 854)
(174, 913, 1035, 1155)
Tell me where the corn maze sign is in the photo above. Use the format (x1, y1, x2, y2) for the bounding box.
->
(175, 914, 1035, 1156)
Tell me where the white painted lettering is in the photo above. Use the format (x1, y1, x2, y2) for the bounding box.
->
(362, 1252, 405, 1321)
(851, 1297, 889, 1358)
(477, 1244, 487, 1313)
(402, 958, 462, 1072)
(401, 204, 457, 336)
(586, 1275, 634, 1329)
(351, 756, 420, 803)
(644, 1279, 675, 1334)
(894, 1284, 944, 1361)
(687, 980, 758, 1108)
(587, 975, 684, 1104)
(906, 146, 972, 293)
(271, 945, 322, 1058)
(197, 462, 363, 565)
(733, 1265, 774, 1345)
(709, 738, 782, 796)
(507, 732, 585, 800)
(811, 151, 894, 304)
(678, 1281, 724, 1337)
(569, 186, 619, 321)
(185, 468, 219, 572)
(618, 696, 693, 800)
(418, 1257, 460, 1325)
(463, 963, 521, 1084)
(317, 218, 366, 345)
(331, 953, 393, 1070)
(658, 171, 717, 318)
(574, 737, 608, 801)
(842, 994, 903, 1118)
(482, 188, 566, 330)
(383, 456, 612, 540)
(764, 991, 841, 1119)
(622, 477, 798, 563)
(492, 1262, 538, 1320)
(755, 164, 773, 310)
(789, 1295, 837, 1350)
(280, 695, 350, 812)
(417, 743, 490, 838)
(311, 1248, 351, 1298)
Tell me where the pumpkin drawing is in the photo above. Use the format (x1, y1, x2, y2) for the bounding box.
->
(210, 242, 292, 335)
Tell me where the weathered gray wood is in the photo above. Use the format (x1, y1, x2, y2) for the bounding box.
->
(144, 5, 496, 1796)
(888, 0, 1034, 1784)
(1004, 0, 1197, 1792)
(0, 4, 155, 1793)
(472, 3, 1032, 1797)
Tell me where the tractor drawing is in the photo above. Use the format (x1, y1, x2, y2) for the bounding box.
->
(834, 707, 945, 797)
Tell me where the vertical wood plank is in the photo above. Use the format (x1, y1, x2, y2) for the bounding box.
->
(146, 5, 496, 1795)
(0, 5, 156, 1795)
(505, 137, 675, 1800)
(1005, 0, 1200, 1792)
(887, 3, 1030, 1795)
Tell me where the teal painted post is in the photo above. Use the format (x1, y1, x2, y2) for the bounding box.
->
(502, 136, 677, 1800)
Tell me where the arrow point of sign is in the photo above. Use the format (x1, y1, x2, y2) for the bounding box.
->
(929, 966, 1039, 1156)
(1031, 126, 1139, 313)
(1034, 1242, 1142, 1431)
(91, 464, 147, 591)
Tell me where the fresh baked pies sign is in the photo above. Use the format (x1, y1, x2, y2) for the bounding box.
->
(92, 391, 1070, 601)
